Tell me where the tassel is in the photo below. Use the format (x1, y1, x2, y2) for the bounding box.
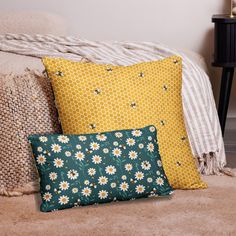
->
(197, 152, 235, 176)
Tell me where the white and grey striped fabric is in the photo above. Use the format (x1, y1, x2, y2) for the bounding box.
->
(0, 34, 227, 175)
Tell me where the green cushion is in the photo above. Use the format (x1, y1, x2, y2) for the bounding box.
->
(28, 125, 173, 212)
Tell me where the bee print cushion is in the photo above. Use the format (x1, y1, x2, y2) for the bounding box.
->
(42, 56, 207, 190)
(28, 125, 173, 212)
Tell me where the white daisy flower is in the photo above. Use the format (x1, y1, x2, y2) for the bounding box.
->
(88, 168, 96, 176)
(115, 132, 123, 138)
(92, 155, 102, 164)
(90, 142, 100, 150)
(98, 190, 108, 199)
(112, 148, 122, 157)
(76, 144, 82, 150)
(138, 143, 144, 149)
(45, 185, 51, 190)
(126, 138, 136, 146)
(125, 163, 133, 171)
(39, 136, 48, 143)
(49, 172, 57, 181)
(149, 126, 156, 132)
(36, 154, 46, 165)
(113, 141, 119, 146)
(58, 195, 69, 205)
(98, 176, 108, 185)
(156, 177, 164, 186)
(105, 165, 116, 175)
(72, 188, 78, 193)
(53, 158, 64, 168)
(82, 187, 92, 197)
(84, 180, 90, 185)
(111, 182, 116, 188)
(65, 151, 71, 157)
(103, 148, 109, 154)
(121, 175, 127, 180)
(75, 151, 85, 161)
(147, 177, 153, 183)
(135, 171, 144, 180)
(132, 130, 142, 137)
(43, 192, 52, 202)
(141, 161, 151, 170)
(59, 181, 70, 190)
(147, 143, 154, 152)
(119, 182, 129, 192)
(135, 185, 145, 194)
(128, 151, 138, 160)
(37, 147, 43, 152)
(157, 160, 162, 167)
(78, 136, 87, 141)
(67, 169, 79, 180)
(148, 136, 152, 141)
(96, 134, 107, 141)
(51, 144, 62, 153)
(58, 135, 69, 143)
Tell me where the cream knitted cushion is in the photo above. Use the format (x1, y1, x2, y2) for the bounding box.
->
(0, 70, 61, 196)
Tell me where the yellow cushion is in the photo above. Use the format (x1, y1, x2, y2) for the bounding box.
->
(42, 56, 207, 189)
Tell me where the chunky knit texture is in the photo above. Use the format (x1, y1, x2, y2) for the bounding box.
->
(0, 70, 61, 196)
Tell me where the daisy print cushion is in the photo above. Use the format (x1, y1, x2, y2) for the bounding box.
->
(28, 125, 173, 212)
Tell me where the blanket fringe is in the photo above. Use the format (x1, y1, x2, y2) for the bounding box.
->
(220, 167, 236, 177)
(197, 153, 235, 177)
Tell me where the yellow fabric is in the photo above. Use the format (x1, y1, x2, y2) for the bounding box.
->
(43, 56, 207, 189)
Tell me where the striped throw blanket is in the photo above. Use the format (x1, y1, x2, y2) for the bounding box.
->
(0, 34, 229, 175)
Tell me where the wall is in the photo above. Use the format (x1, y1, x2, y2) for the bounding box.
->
(1, 0, 235, 118)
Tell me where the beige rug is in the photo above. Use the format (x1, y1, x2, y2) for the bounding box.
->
(0, 173, 236, 236)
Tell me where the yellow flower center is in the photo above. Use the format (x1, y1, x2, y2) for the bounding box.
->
(62, 198, 67, 203)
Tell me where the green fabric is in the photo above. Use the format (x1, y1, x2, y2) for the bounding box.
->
(29, 125, 173, 212)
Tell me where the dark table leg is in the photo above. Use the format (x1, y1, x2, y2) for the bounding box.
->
(218, 67, 234, 136)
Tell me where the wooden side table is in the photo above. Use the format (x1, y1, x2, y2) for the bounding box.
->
(212, 15, 236, 136)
